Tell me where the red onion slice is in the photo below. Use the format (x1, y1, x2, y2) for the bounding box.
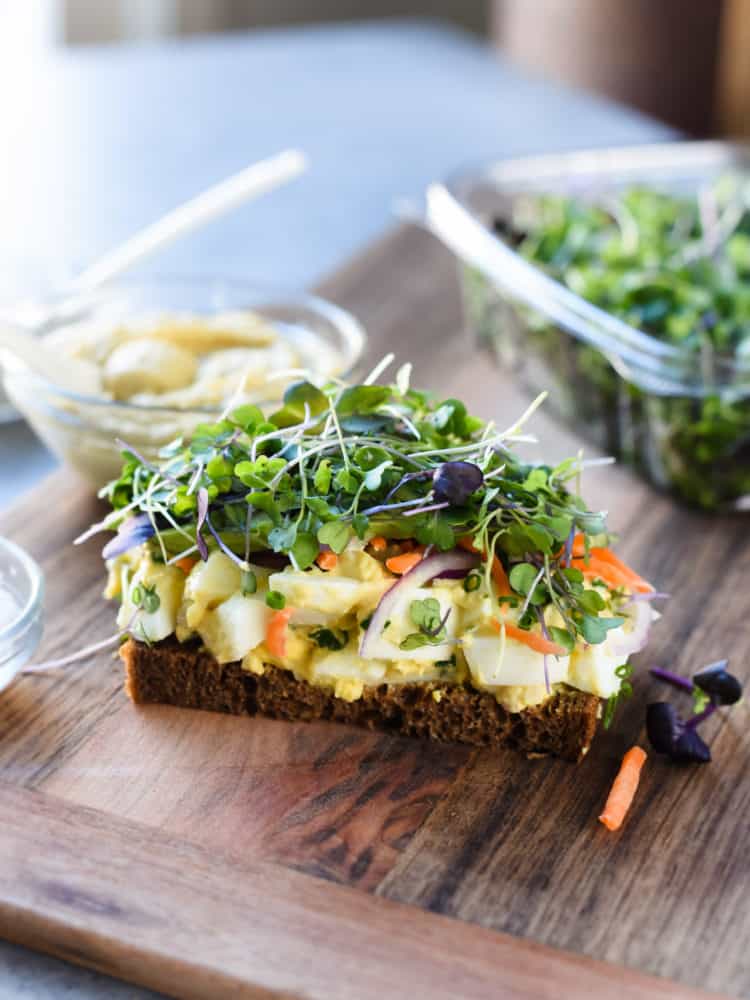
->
(609, 600, 653, 658)
(359, 549, 478, 658)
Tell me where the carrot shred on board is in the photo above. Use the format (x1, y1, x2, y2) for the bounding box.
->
(174, 555, 199, 575)
(385, 550, 424, 575)
(489, 618, 567, 657)
(599, 746, 647, 832)
(369, 536, 387, 552)
(316, 551, 338, 571)
(458, 536, 513, 596)
(266, 608, 293, 658)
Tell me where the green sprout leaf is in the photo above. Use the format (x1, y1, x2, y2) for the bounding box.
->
(549, 626, 575, 653)
(292, 531, 319, 570)
(313, 460, 332, 494)
(581, 614, 624, 645)
(337, 385, 391, 416)
(317, 521, 351, 554)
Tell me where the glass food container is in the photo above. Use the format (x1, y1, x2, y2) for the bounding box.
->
(0, 537, 44, 690)
(426, 141, 750, 511)
(1, 277, 366, 491)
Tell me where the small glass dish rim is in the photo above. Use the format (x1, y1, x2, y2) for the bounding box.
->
(0, 536, 44, 650)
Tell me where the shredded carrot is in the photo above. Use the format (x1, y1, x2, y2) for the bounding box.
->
(571, 556, 653, 594)
(458, 536, 512, 596)
(385, 550, 424, 575)
(266, 607, 293, 659)
(369, 536, 387, 552)
(490, 558, 513, 597)
(489, 618, 567, 657)
(458, 535, 481, 555)
(570, 535, 653, 593)
(316, 551, 338, 571)
(599, 746, 647, 831)
(591, 549, 653, 592)
(571, 534, 588, 558)
(570, 555, 634, 591)
(174, 556, 198, 575)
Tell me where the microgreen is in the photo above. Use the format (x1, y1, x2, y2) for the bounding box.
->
(646, 658, 743, 763)
(399, 597, 450, 650)
(130, 583, 160, 615)
(98, 370, 622, 652)
(435, 655, 456, 674)
(602, 663, 633, 729)
(309, 627, 348, 651)
(317, 521, 350, 554)
(691, 686, 711, 715)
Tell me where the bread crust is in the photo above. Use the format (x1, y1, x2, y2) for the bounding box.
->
(121, 638, 599, 761)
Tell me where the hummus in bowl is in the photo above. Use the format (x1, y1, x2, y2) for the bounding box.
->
(2, 277, 366, 490)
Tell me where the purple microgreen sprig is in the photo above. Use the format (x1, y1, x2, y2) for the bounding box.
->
(101, 513, 156, 560)
(432, 461, 484, 505)
(535, 607, 552, 693)
(196, 487, 210, 561)
(384, 461, 484, 507)
(647, 659, 743, 763)
(649, 666, 694, 694)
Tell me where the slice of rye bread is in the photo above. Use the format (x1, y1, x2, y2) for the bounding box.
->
(120, 638, 599, 761)
(121, 638, 600, 761)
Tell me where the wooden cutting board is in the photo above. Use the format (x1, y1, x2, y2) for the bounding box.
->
(0, 224, 746, 1000)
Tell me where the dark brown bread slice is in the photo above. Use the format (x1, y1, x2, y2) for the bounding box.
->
(121, 638, 600, 761)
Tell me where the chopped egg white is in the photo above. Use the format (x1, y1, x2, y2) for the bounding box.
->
(197, 593, 273, 664)
(183, 552, 242, 629)
(463, 627, 570, 688)
(117, 560, 185, 643)
(268, 569, 389, 625)
(568, 630, 627, 698)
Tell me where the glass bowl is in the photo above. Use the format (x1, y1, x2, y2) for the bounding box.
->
(427, 141, 750, 511)
(0, 537, 44, 688)
(1, 277, 367, 491)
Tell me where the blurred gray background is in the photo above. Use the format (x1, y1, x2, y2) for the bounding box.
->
(4, 0, 744, 135)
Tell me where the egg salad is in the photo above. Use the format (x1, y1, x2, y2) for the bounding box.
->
(92, 362, 658, 727)
(105, 538, 649, 713)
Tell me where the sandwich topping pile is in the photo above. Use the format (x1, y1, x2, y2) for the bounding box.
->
(91, 362, 658, 757)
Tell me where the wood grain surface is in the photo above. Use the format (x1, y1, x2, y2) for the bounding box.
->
(0, 781, 717, 1000)
(0, 223, 748, 998)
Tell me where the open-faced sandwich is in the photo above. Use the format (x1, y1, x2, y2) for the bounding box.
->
(92, 363, 657, 761)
